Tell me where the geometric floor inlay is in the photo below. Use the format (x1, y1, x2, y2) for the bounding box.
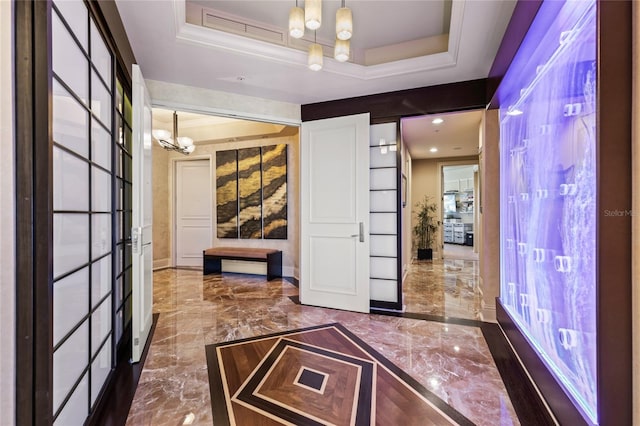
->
(206, 323, 475, 425)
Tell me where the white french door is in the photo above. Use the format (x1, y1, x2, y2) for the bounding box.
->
(175, 159, 212, 267)
(131, 64, 153, 362)
(300, 113, 370, 313)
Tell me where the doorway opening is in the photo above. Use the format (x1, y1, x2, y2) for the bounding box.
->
(150, 107, 300, 278)
(442, 164, 478, 261)
(400, 109, 483, 320)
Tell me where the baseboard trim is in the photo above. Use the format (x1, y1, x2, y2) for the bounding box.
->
(153, 258, 171, 270)
(480, 306, 497, 323)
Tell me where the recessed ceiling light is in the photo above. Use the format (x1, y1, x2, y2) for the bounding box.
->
(430, 147, 438, 153)
(432, 118, 444, 125)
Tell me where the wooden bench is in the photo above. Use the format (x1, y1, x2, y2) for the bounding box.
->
(203, 247, 282, 281)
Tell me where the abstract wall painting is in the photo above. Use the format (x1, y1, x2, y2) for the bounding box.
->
(238, 147, 263, 239)
(216, 143, 287, 240)
(216, 149, 238, 238)
(262, 144, 287, 239)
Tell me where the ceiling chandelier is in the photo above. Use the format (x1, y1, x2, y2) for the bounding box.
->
(152, 111, 195, 155)
(289, 0, 353, 71)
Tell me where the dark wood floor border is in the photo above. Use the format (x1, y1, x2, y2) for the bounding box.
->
(495, 301, 588, 425)
(205, 323, 335, 426)
(205, 323, 475, 426)
(329, 323, 474, 426)
(86, 313, 160, 426)
(480, 318, 556, 426)
(283, 276, 299, 287)
(290, 296, 485, 328)
(370, 308, 484, 328)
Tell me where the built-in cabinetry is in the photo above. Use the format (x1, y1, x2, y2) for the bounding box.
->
(444, 189, 473, 245)
(444, 178, 473, 193)
(443, 222, 472, 245)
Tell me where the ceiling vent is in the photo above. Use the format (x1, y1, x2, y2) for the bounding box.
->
(202, 9, 286, 45)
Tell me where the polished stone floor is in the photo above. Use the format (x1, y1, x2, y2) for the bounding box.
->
(126, 266, 518, 425)
(403, 257, 481, 320)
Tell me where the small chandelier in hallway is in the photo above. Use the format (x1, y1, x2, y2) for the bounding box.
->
(152, 111, 195, 155)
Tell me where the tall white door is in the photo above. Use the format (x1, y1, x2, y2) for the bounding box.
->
(131, 65, 153, 362)
(175, 159, 212, 267)
(300, 113, 370, 313)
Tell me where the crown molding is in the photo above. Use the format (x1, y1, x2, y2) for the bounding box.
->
(172, 0, 465, 80)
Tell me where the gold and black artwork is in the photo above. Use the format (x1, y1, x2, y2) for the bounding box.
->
(238, 147, 262, 239)
(216, 150, 238, 238)
(216, 144, 287, 240)
(262, 144, 287, 239)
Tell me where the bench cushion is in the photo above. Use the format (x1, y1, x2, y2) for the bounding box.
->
(203, 247, 280, 260)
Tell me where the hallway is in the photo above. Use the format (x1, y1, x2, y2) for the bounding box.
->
(126, 267, 518, 425)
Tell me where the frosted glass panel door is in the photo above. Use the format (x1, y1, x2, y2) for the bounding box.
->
(369, 123, 399, 305)
(52, 0, 114, 423)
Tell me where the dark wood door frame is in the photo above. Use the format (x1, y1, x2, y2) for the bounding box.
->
(15, 0, 53, 424)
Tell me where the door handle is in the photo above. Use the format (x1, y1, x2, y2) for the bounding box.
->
(131, 227, 142, 253)
(350, 223, 365, 242)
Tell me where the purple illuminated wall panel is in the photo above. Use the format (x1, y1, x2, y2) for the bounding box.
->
(498, 1, 597, 424)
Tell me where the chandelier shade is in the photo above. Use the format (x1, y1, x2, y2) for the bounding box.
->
(288, 6, 305, 38)
(308, 43, 323, 71)
(152, 129, 171, 141)
(335, 7, 352, 40)
(334, 38, 349, 62)
(305, 0, 322, 30)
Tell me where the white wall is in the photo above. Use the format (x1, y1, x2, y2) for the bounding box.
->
(0, 1, 15, 423)
(146, 79, 301, 126)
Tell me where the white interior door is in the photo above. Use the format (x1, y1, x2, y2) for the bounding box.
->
(175, 159, 212, 266)
(300, 113, 370, 313)
(131, 64, 153, 362)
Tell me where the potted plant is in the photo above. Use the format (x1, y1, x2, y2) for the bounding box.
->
(413, 195, 439, 260)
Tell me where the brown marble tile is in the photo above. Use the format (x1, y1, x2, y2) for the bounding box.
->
(126, 269, 519, 426)
(403, 258, 481, 320)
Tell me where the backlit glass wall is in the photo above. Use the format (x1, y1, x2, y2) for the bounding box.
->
(498, 1, 597, 423)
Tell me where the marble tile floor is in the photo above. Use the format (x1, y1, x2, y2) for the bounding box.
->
(403, 258, 481, 321)
(126, 268, 518, 425)
(443, 243, 479, 261)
